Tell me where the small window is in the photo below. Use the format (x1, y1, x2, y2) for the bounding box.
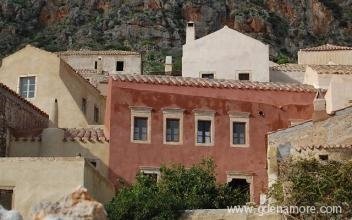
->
(81, 98, 87, 114)
(94, 61, 98, 69)
(201, 73, 214, 79)
(133, 117, 148, 141)
(197, 120, 212, 144)
(19, 76, 36, 98)
(166, 119, 180, 142)
(0, 189, 13, 210)
(116, 61, 124, 71)
(319, 155, 329, 161)
(142, 172, 158, 183)
(188, 22, 194, 27)
(238, 73, 250, 81)
(94, 105, 99, 123)
(233, 122, 246, 145)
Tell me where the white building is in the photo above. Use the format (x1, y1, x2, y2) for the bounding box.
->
(298, 44, 352, 65)
(182, 22, 269, 82)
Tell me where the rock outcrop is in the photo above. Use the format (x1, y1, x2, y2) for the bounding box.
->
(31, 187, 107, 220)
(0, 205, 23, 220)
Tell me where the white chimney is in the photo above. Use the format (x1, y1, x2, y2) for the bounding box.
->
(165, 56, 172, 74)
(312, 89, 329, 122)
(186, 21, 195, 44)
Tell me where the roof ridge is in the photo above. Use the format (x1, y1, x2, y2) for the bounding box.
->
(112, 74, 318, 93)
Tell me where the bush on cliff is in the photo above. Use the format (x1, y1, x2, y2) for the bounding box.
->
(106, 158, 249, 220)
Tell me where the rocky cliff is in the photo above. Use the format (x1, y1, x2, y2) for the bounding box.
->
(0, 0, 351, 72)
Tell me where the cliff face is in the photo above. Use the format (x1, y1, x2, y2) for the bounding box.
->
(0, 0, 351, 72)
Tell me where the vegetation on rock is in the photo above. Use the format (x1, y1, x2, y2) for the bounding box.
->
(106, 158, 249, 220)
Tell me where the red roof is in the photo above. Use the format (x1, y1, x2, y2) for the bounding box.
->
(0, 83, 48, 117)
(112, 74, 317, 93)
(63, 128, 108, 142)
(301, 44, 352, 52)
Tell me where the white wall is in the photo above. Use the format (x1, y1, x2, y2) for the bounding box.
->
(270, 70, 305, 83)
(326, 76, 352, 113)
(182, 26, 269, 82)
(298, 50, 352, 65)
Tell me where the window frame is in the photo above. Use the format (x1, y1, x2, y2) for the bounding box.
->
(236, 70, 252, 81)
(140, 166, 160, 183)
(18, 75, 37, 99)
(130, 106, 152, 144)
(194, 109, 215, 147)
(199, 72, 216, 79)
(226, 172, 253, 202)
(163, 108, 184, 145)
(116, 61, 124, 72)
(229, 111, 250, 148)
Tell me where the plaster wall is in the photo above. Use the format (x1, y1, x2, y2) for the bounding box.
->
(182, 26, 269, 82)
(0, 45, 105, 128)
(269, 70, 305, 84)
(298, 50, 352, 65)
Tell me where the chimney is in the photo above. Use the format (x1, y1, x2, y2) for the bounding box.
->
(165, 56, 172, 75)
(97, 57, 103, 74)
(186, 21, 195, 44)
(49, 98, 58, 128)
(312, 90, 329, 122)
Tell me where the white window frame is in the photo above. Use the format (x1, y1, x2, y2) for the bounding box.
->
(194, 109, 215, 147)
(229, 111, 250, 148)
(227, 172, 254, 202)
(199, 71, 216, 79)
(18, 75, 37, 99)
(130, 106, 152, 144)
(140, 166, 160, 182)
(235, 70, 252, 81)
(163, 108, 184, 145)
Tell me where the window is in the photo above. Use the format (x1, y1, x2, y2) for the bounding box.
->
(233, 122, 246, 145)
(197, 120, 212, 144)
(140, 167, 160, 183)
(319, 154, 329, 161)
(229, 111, 250, 147)
(188, 22, 194, 27)
(194, 110, 215, 146)
(133, 117, 148, 141)
(81, 98, 87, 115)
(163, 108, 184, 145)
(200, 73, 215, 79)
(238, 73, 250, 81)
(0, 188, 13, 210)
(116, 61, 124, 71)
(19, 76, 36, 98)
(227, 172, 253, 202)
(130, 107, 152, 144)
(94, 61, 98, 69)
(94, 105, 99, 123)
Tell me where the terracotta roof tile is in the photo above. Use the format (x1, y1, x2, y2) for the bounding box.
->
(0, 83, 48, 117)
(56, 49, 140, 56)
(63, 128, 108, 142)
(301, 44, 352, 52)
(112, 74, 317, 93)
(270, 64, 306, 72)
(308, 65, 352, 75)
(296, 144, 352, 151)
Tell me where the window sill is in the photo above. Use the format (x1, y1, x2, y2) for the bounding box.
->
(163, 141, 183, 145)
(195, 143, 214, 147)
(131, 140, 151, 144)
(231, 144, 249, 148)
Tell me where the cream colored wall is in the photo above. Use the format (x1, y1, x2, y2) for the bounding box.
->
(182, 26, 269, 82)
(0, 157, 85, 219)
(325, 76, 352, 114)
(8, 128, 109, 178)
(303, 67, 332, 89)
(298, 50, 352, 65)
(60, 54, 142, 74)
(0, 45, 105, 128)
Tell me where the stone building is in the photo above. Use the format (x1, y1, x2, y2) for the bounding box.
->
(0, 45, 105, 128)
(298, 44, 352, 65)
(0, 83, 48, 157)
(57, 49, 141, 75)
(182, 22, 269, 82)
(105, 74, 317, 203)
(267, 101, 352, 188)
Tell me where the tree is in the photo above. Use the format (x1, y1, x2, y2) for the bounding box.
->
(106, 158, 249, 220)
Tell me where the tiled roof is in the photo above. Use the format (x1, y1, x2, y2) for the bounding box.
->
(112, 74, 317, 93)
(270, 64, 306, 72)
(301, 44, 352, 52)
(56, 49, 140, 56)
(63, 128, 108, 142)
(308, 65, 352, 75)
(296, 144, 352, 151)
(0, 83, 48, 117)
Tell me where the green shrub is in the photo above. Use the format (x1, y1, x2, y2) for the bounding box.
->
(106, 158, 248, 220)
